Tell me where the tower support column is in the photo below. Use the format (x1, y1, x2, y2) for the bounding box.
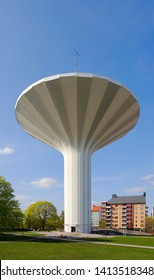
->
(64, 146, 91, 233)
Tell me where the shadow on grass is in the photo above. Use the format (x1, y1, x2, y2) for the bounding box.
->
(0, 232, 113, 245)
(0, 232, 34, 241)
(33, 237, 112, 244)
(0, 232, 73, 243)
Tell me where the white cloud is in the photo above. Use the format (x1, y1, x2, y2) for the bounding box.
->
(15, 194, 28, 202)
(31, 177, 58, 188)
(15, 194, 30, 210)
(92, 175, 124, 182)
(141, 174, 154, 180)
(148, 181, 154, 186)
(123, 186, 146, 194)
(92, 177, 109, 182)
(15, 195, 45, 211)
(91, 200, 101, 206)
(0, 147, 15, 155)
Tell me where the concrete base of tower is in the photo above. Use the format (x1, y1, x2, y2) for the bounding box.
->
(63, 147, 92, 234)
(64, 224, 91, 233)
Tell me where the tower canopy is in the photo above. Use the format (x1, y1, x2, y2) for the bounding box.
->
(15, 73, 140, 154)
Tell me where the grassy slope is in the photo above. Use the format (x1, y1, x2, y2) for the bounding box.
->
(82, 236, 154, 247)
(1, 233, 154, 260)
(77, 236, 154, 247)
(111, 236, 154, 247)
(0, 241, 154, 260)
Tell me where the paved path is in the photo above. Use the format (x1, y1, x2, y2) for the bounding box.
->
(90, 241, 154, 250)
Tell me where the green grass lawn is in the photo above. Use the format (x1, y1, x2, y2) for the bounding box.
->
(81, 236, 154, 247)
(110, 236, 154, 247)
(1, 232, 154, 260)
(0, 240, 154, 260)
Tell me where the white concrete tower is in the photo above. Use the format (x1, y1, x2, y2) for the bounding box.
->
(15, 73, 140, 233)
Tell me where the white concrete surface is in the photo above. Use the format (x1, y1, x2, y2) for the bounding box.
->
(15, 73, 140, 233)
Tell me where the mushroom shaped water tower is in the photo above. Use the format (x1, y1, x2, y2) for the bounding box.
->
(15, 73, 140, 233)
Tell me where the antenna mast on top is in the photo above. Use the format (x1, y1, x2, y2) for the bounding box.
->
(74, 49, 81, 72)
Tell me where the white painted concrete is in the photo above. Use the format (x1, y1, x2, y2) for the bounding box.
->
(15, 73, 140, 233)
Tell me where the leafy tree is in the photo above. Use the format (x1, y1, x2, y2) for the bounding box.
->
(0, 176, 23, 230)
(59, 210, 64, 227)
(99, 219, 106, 229)
(24, 201, 58, 230)
(145, 216, 154, 233)
(54, 210, 64, 230)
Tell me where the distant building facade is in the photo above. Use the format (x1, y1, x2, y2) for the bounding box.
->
(151, 206, 154, 218)
(101, 193, 146, 230)
(91, 205, 102, 227)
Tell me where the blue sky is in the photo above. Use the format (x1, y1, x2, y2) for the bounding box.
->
(0, 0, 154, 215)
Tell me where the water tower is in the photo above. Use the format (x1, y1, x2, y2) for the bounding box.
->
(15, 73, 140, 233)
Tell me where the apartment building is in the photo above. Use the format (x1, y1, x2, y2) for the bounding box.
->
(91, 205, 102, 227)
(101, 193, 146, 230)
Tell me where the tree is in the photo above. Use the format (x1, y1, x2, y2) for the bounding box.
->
(55, 210, 64, 230)
(145, 216, 154, 233)
(0, 176, 23, 230)
(24, 201, 58, 230)
(59, 210, 64, 227)
(99, 219, 106, 229)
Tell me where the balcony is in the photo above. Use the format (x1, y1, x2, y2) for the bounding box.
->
(122, 224, 127, 228)
(106, 223, 111, 227)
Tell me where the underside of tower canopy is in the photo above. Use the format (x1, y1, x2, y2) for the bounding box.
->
(15, 73, 139, 155)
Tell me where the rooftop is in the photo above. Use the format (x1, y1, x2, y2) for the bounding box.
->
(92, 205, 101, 212)
(107, 193, 146, 205)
